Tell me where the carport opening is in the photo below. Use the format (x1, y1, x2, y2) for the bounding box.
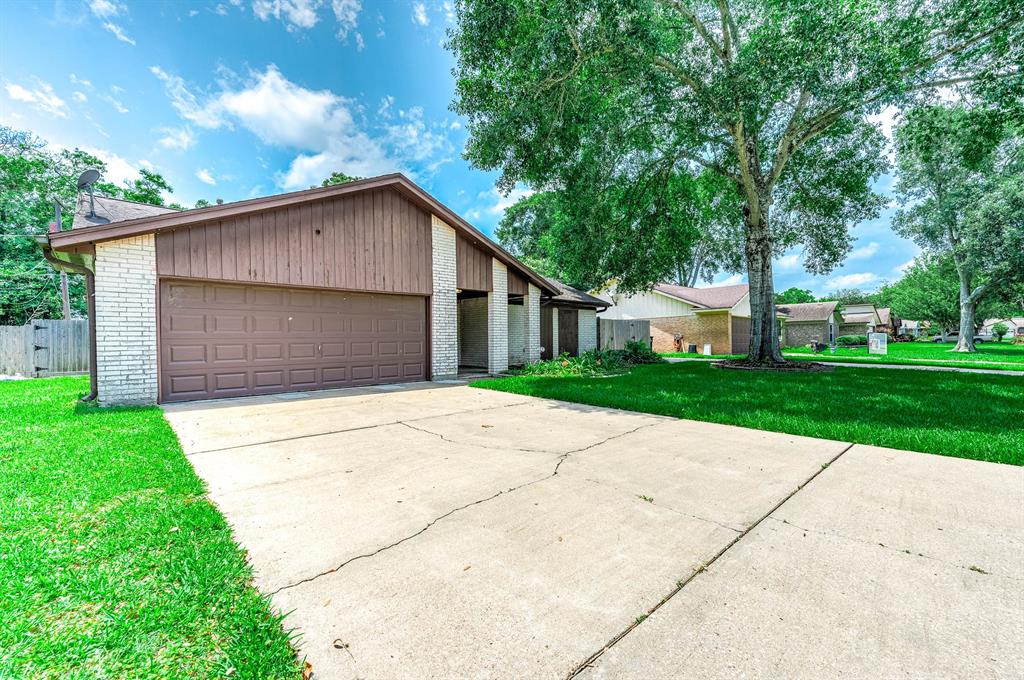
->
(457, 291, 488, 370)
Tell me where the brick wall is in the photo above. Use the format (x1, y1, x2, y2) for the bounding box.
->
(577, 308, 597, 353)
(458, 297, 488, 368)
(525, 283, 541, 363)
(488, 259, 509, 373)
(838, 322, 870, 337)
(94, 234, 157, 405)
(507, 303, 526, 365)
(784, 322, 828, 348)
(431, 216, 458, 378)
(650, 312, 731, 354)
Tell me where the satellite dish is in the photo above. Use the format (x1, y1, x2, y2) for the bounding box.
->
(77, 168, 101, 190)
(77, 169, 102, 218)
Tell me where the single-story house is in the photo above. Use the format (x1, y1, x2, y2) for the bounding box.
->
(41, 174, 603, 405)
(898, 319, 929, 337)
(599, 282, 752, 354)
(875, 307, 899, 336)
(839, 303, 882, 336)
(777, 301, 842, 347)
(980, 317, 1024, 338)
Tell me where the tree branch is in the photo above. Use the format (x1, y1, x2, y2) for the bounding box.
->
(659, 0, 726, 62)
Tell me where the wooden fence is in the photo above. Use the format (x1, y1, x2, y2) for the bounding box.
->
(0, 319, 89, 377)
(598, 318, 652, 350)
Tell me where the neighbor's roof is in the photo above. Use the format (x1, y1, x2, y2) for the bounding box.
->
(776, 301, 839, 323)
(876, 307, 892, 325)
(52, 173, 556, 295)
(72, 193, 178, 230)
(545, 277, 608, 309)
(842, 312, 876, 324)
(654, 283, 748, 309)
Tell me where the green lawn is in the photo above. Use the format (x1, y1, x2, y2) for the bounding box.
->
(0, 377, 300, 678)
(474, 363, 1024, 465)
(782, 341, 1024, 371)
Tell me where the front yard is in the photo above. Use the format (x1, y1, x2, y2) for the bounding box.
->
(475, 362, 1024, 465)
(782, 340, 1024, 370)
(0, 377, 299, 678)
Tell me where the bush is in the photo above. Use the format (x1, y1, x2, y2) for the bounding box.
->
(836, 334, 868, 346)
(516, 342, 664, 377)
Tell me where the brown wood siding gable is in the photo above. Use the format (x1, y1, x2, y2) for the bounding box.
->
(155, 187, 432, 295)
(507, 270, 527, 296)
(456, 233, 492, 292)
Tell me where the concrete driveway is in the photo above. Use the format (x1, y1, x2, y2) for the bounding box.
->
(163, 383, 1023, 679)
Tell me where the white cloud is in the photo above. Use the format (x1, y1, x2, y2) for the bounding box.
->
(824, 272, 878, 290)
(215, 4, 229, 15)
(196, 168, 217, 185)
(103, 22, 136, 45)
(411, 2, 428, 26)
(5, 80, 69, 118)
(103, 95, 128, 113)
(775, 253, 800, 271)
(157, 127, 196, 150)
(709, 273, 745, 287)
(475, 185, 534, 219)
(89, 0, 122, 18)
(189, 9, 199, 17)
(848, 241, 880, 260)
(442, 1, 454, 23)
(895, 258, 916, 274)
(72, 91, 88, 103)
(449, 120, 461, 130)
(252, 0, 321, 30)
(331, 0, 361, 39)
(81, 147, 141, 186)
(150, 66, 226, 128)
(383, 106, 452, 162)
(354, 32, 365, 51)
(69, 74, 93, 89)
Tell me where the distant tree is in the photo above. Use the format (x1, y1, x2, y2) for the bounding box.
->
(819, 288, 872, 306)
(320, 171, 362, 188)
(119, 169, 174, 206)
(894, 104, 1024, 352)
(194, 199, 211, 208)
(496, 171, 744, 290)
(449, 0, 1021, 364)
(992, 321, 1009, 341)
(775, 288, 816, 305)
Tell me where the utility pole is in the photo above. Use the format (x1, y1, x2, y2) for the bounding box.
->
(60, 272, 71, 319)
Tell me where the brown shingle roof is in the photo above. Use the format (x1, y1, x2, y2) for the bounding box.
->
(776, 301, 838, 323)
(72, 193, 178, 230)
(546, 277, 607, 309)
(877, 307, 892, 325)
(654, 283, 748, 309)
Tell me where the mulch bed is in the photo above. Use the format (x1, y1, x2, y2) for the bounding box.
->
(713, 359, 835, 373)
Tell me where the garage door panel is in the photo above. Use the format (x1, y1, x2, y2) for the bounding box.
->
(160, 280, 427, 402)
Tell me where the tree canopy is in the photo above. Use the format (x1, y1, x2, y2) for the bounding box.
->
(774, 287, 816, 305)
(450, 0, 1023, 363)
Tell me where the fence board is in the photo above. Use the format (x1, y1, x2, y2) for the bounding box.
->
(0, 319, 89, 377)
(599, 318, 652, 350)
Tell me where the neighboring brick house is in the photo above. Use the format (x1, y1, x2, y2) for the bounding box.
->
(41, 174, 603, 405)
(778, 301, 842, 347)
(599, 283, 752, 355)
(980, 317, 1024, 339)
(839, 303, 883, 336)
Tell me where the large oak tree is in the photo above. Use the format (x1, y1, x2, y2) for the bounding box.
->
(449, 0, 1023, 364)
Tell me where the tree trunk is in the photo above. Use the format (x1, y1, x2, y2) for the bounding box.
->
(952, 270, 977, 352)
(744, 205, 785, 364)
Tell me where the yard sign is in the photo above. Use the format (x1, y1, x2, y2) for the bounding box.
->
(868, 333, 888, 355)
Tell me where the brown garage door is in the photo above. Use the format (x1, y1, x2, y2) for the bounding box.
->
(159, 280, 427, 402)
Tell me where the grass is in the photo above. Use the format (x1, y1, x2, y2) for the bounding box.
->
(0, 377, 300, 679)
(474, 362, 1024, 465)
(783, 341, 1024, 371)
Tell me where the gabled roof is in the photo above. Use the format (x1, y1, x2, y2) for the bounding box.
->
(653, 283, 748, 309)
(545, 277, 608, 309)
(50, 173, 557, 295)
(876, 307, 892, 325)
(776, 301, 839, 323)
(842, 312, 876, 324)
(72, 193, 178, 230)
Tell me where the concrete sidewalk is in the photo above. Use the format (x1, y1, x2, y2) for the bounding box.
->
(164, 384, 1023, 679)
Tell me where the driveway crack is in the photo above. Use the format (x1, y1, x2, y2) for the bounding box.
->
(565, 442, 856, 678)
(270, 422, 660, 595)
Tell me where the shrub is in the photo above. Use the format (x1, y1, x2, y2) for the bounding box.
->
(836, 334, 868, 346)
(516, 342, 664, 377)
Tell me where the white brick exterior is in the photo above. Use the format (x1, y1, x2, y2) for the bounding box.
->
(578, 308, 597, 353)
(525, 284, 541, 363)
(94, 235, 157, 405)
(488, 259, 509, 373)
(458, 297, 489, 368)
(550, 307, 559, 357)
(431, 215, 458, 379)
(507, 304, 526, 365)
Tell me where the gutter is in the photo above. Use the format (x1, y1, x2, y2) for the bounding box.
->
(37, 237, 98, 402)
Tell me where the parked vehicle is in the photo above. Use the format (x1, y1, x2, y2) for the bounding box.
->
(932, 332, 984, 343)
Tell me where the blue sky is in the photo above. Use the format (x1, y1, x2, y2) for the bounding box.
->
(1, 0, 918, 296)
